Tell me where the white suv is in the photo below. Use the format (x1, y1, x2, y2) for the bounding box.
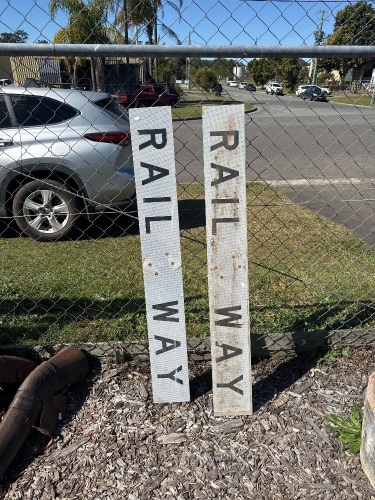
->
(265, 82, 284, 95)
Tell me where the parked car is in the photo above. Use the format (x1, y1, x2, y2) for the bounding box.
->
(0, 86, 136, 241)
(296, 84, 314, 97)
(299, 85, 328, 101)
(320, 86, 332, 95)
(239, 82, 256, 91)
(265, 82, 284, 95)
(0, 79, 13, 87)
(117, 84, 180, 107)
(227, 80, 238, 87)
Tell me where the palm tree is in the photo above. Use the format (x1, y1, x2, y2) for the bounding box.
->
(126, 0, 182, 46)
(114, 0, 183, 76)
(49, 0, 113, 89)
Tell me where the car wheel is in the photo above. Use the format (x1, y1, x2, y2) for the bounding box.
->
(12, 180, 80, 241)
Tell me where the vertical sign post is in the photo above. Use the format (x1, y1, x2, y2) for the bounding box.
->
(129, 107, 190, 403)
(203, 104, 252, 416)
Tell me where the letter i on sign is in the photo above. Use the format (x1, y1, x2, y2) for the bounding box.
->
(129, 107, 190, 403)
(203, 104, 252, 416)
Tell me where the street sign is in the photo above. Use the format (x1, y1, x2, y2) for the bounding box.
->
(129, 106, 190, 403)
(203, 104, 252, 416)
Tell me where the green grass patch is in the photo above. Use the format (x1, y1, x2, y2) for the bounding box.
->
(172, 90, 255, 120)
(1, 182, 375, 345)
(328, 92, 374, 107)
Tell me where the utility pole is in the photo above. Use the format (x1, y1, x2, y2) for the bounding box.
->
(312, 10, 325, 85)
(187, 32, 191, 90)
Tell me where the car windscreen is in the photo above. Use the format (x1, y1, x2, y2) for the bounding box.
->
(94, 98, 129, 124)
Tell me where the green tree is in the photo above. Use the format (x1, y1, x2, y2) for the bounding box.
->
(0, 30, 28, 43)
(319, 1, 375, 82)
(278, 58, 300, 91)
(155, 57, 187, 83)
(115, 0, 182, 46)
(49, 0, 114, 90)
(247, 59, 276, 87)
(113, 0, 183, 77)
(209, 58, 236, 80)
(194, 67, 217, 91)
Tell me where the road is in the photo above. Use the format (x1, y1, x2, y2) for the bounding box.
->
(174, 86, 375, 246)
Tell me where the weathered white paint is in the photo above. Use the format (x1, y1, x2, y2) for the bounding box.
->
(203, 104, 252, 416)
(129, 107, 190, 403)
(361, 371, 375, 487)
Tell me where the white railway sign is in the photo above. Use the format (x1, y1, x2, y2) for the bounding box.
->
(129, 106, 190, 403)
(203, 104, 252, 416)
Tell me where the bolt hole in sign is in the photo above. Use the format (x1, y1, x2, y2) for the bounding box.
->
(129, 106, 190, 403)
(203, 104, 252, 416)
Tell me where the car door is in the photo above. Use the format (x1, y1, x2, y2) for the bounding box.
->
(9, 94, 78, 177)
(0, 95, 22, 214)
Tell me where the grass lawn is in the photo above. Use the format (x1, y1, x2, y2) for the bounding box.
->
(1, 183, 375, 346)
(328, 92, 374, 106)
(171, 90, 255, 120)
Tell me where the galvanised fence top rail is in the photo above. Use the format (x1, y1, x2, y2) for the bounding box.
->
(1, 43, 375, 58)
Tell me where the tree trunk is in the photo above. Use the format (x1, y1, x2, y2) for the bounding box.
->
(124, 0, 129, 65)
(90, 57, 97, 91)
(95, 57, 105, 92)
(73, 58, 78, 88)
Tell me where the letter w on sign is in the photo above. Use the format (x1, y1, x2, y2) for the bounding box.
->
(129, 107, 190, 403)
(203, 105, 252, 416)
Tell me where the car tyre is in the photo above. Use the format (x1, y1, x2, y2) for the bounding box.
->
(12, 180, 80, 242)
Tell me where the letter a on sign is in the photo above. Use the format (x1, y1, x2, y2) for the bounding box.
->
(203, 105, 252, 416)
(129, 107, 190, 403)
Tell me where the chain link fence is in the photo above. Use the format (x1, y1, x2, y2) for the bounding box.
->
(1, 0, 375, 358)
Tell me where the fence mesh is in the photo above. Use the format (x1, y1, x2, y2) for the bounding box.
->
(1, 0, 375, 357)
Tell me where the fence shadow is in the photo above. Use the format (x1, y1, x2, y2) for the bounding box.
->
(189, 351, 320, 411)
(0, 198, 207, 242)
(76, 198, 206, 239)
(251, 352, 317, 412)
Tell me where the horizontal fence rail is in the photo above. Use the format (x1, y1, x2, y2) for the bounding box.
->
(2, 43, 375, 58)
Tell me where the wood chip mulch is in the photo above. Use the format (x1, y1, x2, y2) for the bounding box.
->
(2, 348, 375, 499)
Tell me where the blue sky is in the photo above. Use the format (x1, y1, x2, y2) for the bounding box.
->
(0, 0, 362, 47)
